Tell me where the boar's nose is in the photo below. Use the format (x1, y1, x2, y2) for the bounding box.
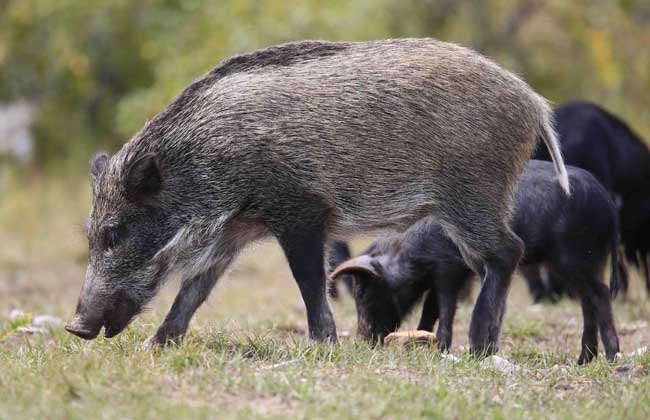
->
(64, 324, 99, 340)
(65, 314, 102, 340)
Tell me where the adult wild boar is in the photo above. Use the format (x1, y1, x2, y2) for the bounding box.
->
(65, 39, 569, 355)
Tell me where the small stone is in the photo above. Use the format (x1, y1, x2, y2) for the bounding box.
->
(441, 353, 460, 363)
(550, 364, 568, 374)
(481, 355, 525, 374)
(384, 330, 437, 347)
(32, 315, 64, 329)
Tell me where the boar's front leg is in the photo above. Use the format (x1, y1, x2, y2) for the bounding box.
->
(146, 267, 220, 346)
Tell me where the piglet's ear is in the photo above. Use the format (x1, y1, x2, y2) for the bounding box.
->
(90, 153, 109, 185)
(330, 255, 382, 282)
(124, 153, 162, 203)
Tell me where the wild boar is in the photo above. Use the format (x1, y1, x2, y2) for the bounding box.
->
(330, 161, 620, 363)
(65, 39, 568, 355)
(535, 101, 650, 297)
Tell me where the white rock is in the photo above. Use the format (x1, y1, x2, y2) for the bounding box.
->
(31, 315, 64, 329)
(481, 355, 525, 374)
(550, 364, 569, 375)
(441, 354, 460, 363)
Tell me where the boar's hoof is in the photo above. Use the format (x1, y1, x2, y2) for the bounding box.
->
(384, 330, 437, 348)
(143, 330, 183, 348)
(142, 336, 160, 349)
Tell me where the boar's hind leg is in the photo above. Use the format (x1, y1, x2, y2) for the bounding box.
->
(275, 220, 337, 343)
(445, 220, 523, 357)
(146, 266, 220, 346)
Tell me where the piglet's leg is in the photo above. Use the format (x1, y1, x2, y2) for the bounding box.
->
(326, 241, 353, 299)
(578, 292, 599, 364)
(593, 282, 620, 362)
(417, 290, 439, 332)
(146, 267, 221, 347)
(520, 264, 547, 303)
(436, 288, 460, 352)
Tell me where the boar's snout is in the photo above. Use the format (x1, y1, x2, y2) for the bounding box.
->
(65, 290, 140, 340)
(65, 313, 102, 340)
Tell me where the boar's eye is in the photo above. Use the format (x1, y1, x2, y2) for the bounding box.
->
(100, 225, 127, 251)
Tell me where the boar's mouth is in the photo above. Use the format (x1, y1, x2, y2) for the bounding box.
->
(103, 291, 140, 338)
(103, 321, 128, 338)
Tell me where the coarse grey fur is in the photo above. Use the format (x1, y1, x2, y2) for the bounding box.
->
(65, 39, 569, 354)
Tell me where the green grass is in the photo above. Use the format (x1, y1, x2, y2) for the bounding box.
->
(2, 325, 650, 419)
(2, 174, 650, 419)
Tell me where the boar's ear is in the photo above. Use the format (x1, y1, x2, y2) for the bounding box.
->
(90, 153, 109, 185)
(330, 255, 382, 282)
(124, 153, 162, 203)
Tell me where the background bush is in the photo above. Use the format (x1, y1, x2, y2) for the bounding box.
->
(1, 0, 648, 168)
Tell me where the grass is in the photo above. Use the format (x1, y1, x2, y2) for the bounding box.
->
(1, 171, 650, 419)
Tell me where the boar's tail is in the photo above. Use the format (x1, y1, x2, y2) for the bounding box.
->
(538, 101, 571, 195)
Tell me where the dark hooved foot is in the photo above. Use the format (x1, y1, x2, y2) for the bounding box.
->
(577, 347, 597, 365)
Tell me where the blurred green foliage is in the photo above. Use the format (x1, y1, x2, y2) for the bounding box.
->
(1, 0, 649, 167)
